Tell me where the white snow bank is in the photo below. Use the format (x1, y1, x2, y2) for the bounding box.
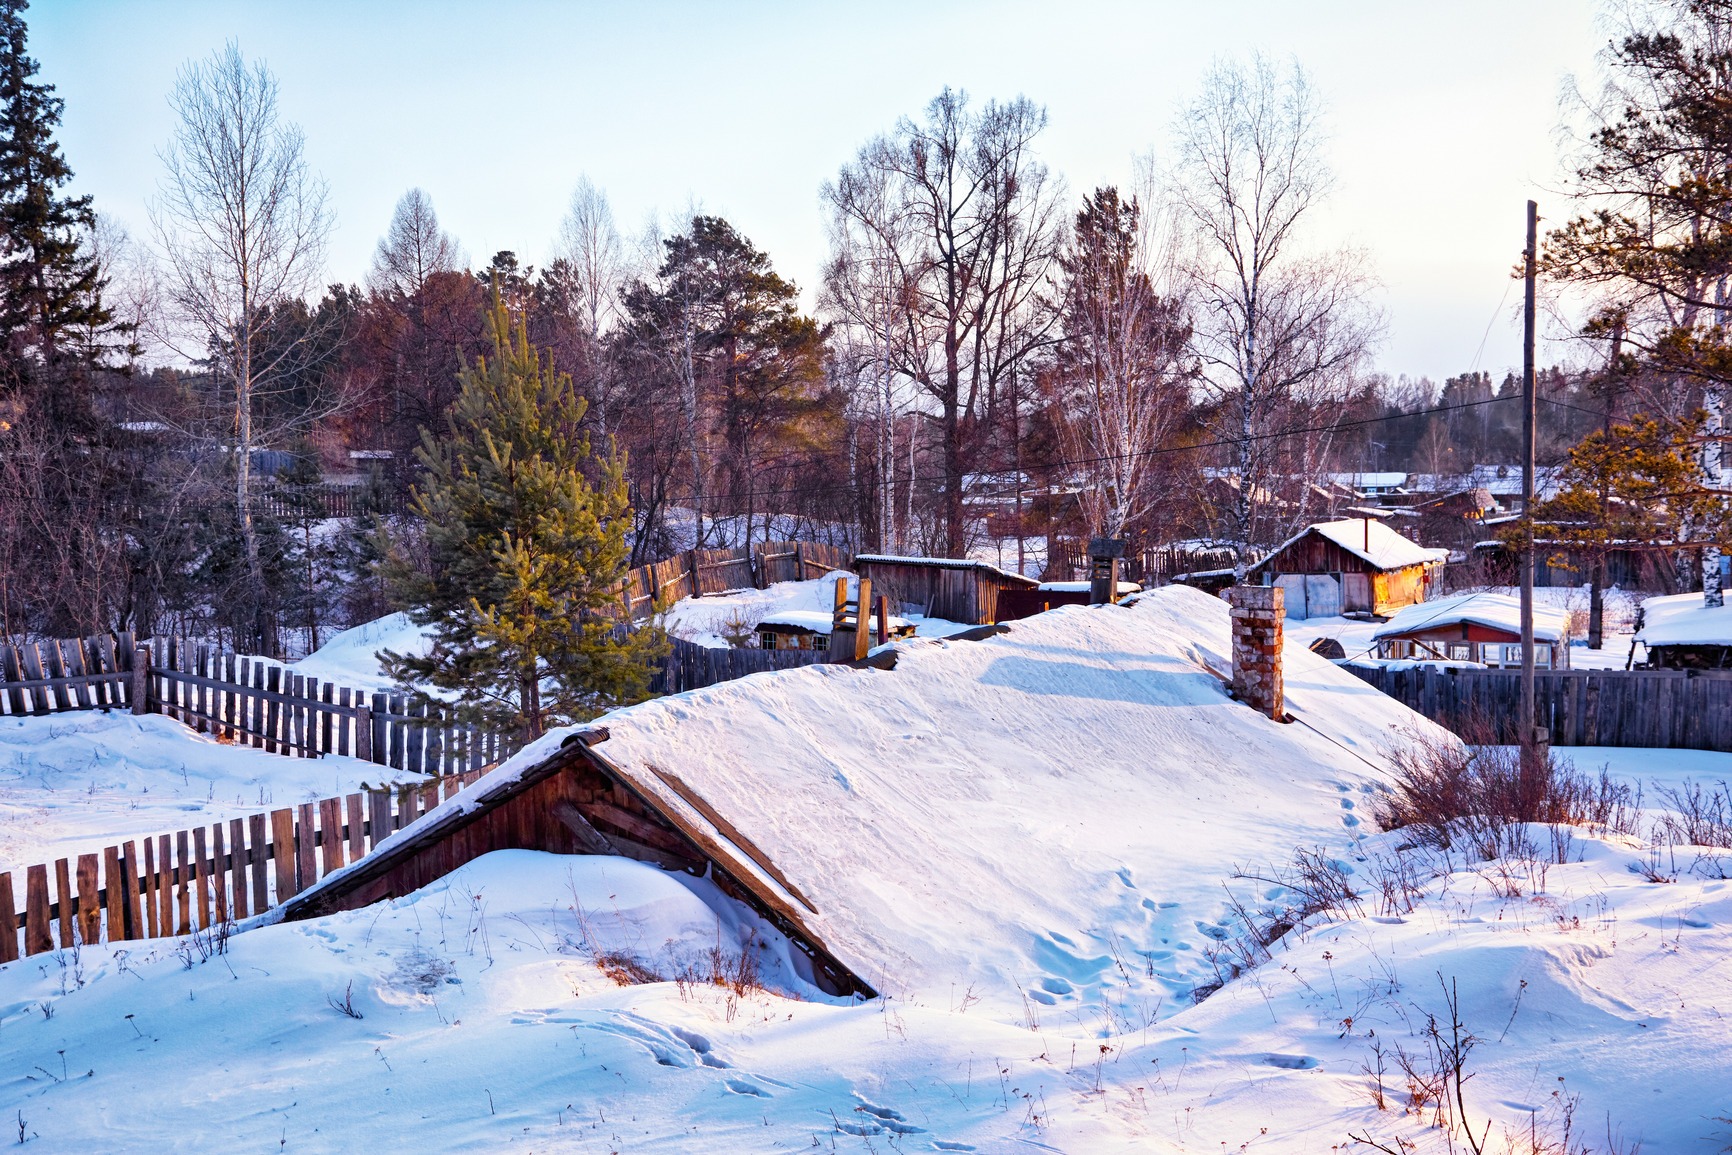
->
(565, 585, 1449, 1022)
(290, 612, 431, 692)
(0, 710, 420, 868)
(1636, 590, 1732, 645)
(1374, 590, 1572, 642)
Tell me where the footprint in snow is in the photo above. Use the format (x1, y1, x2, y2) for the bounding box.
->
(724, 1078, 769, 1097)
(1261, 1053, 1318, 1070)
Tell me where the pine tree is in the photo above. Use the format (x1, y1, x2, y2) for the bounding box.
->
(382, 294, 663, 740)
(0, 0, 107, 370)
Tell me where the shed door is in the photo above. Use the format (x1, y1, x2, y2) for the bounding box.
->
(1339, 572, 1371, 613)
(1303, 574, 1340, 618)
(1275, 574, 1308, 619)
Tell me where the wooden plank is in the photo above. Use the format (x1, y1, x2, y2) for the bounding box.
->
(337, 687, 352, 757)
(54, 858, 73, 948)
(61, 640, 92, 710)
(346, 793, 364, 863)
(322, 681, 336, 756)
(271, 808, 298, 902)
(175, 829, 192, 934)
(103, 846, 125, 941)
(75, 854, 99, 946)
(18, 642, 50, 714)
(229, 818, 249, 920)
(291, 674, 307, 757)
(296, 802, 318, 888)
(155, 834, 174, 935)
(319, 797, 345, 876)
(25, 864, 52, 956)
(210, 823, 228, 925)
(249, 812, 269, 914)
(193, 826, 212, 930)
(141, 836, 160, 938)
(368, 789, 392, 853)
(1, 643, 26, 715)
(115, 839, 140, 941)
(371, 693, 388, 766)
(265, 666, 282, 755)
(41, 639, 70, 711)
(0, 872, 15, 962)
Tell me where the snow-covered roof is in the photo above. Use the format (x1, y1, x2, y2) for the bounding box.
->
(1036, 581, 1140, 594)
(1373, 591, 1572, 642)
(854, 554, 1039, 584)
(1257, 519, 1447, 572)
(1635, 592, 1732, 646)
(1325, 471, 1408, 490)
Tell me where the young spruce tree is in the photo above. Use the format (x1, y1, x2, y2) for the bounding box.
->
(382, 294, 663, 740)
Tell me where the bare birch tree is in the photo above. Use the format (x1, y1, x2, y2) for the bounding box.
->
(823, 88, 1063, 556)
(152, 42, 332, 651)
(1174, 56, 1379, 570)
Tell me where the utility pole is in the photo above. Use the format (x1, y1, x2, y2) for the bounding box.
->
(1520, 199, 1544, 771)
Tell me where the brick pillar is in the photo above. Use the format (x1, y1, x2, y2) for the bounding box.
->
(1228, 585, 1285, 721)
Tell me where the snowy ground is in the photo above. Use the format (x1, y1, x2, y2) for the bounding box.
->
(288, 612, 431, 692)
(0, 711, 422, 868)
(1, 588, 1728, 1149)
(663, 572, 972, 649)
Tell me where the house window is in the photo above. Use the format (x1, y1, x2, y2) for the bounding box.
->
(810, 634, 827, 651)
(1448, 643, 1471, 661)
(759, 631, 778, 650)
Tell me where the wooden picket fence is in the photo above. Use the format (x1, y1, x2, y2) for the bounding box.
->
(1347, 663, 1732, 752)
(0, 631, 137, 716)
(147, 637, 518, 774)
(652, 635, 830, 695)
(0, 768, 485, 964)
(0, 632, 521, 774)
(616, 541, 851, 620)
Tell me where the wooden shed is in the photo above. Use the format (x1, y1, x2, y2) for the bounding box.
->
(1245, 518, 1446, 619)
(853, 555, 1039, 625)
(1634, 593, 1732, 669)
(1371, 592, 1573, 668)
(280, 729, 871, 998)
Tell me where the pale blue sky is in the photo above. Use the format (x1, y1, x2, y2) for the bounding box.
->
(36, 1, 1605, 381)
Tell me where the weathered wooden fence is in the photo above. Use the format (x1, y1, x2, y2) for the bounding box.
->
(148, 638, 517, 774)
(652, 635, 830, 695)
(1347, 663, 1732, 752)
(0, 768, 484, 964)
(0, 634, 521, 774)
(617, 541, 852, 619)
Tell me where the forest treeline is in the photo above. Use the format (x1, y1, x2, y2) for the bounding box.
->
(2, 0, 1728, 657)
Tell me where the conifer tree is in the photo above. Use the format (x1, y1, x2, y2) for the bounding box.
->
(0, 0, 107, 370)
(382, 293, 663, 740)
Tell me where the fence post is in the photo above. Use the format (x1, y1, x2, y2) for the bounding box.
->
(687, 548, 702, 598)
(355, 704, 372, 764)
(131, 643, 152, 716)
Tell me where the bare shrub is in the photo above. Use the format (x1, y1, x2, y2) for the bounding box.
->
(1651, 779, 1732, 849)
(1201, 847, 1365, 997)
(1378, 728, 1638, 859)
(595, 952, 662, 986)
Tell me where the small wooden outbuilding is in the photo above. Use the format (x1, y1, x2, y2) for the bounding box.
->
(1246, 518, 1446, 619)
(853, 555, 1039, 625)
(1634, 593, 1732, 669)
(1372, 591, 1573, 668)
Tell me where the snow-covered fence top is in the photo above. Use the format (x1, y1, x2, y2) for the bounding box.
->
(0, 768, 483, 966)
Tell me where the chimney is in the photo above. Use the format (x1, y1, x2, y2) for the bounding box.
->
(1228, 584, 1286, 721)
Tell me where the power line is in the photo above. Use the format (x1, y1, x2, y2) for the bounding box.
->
(654, 390, 1604, 511)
